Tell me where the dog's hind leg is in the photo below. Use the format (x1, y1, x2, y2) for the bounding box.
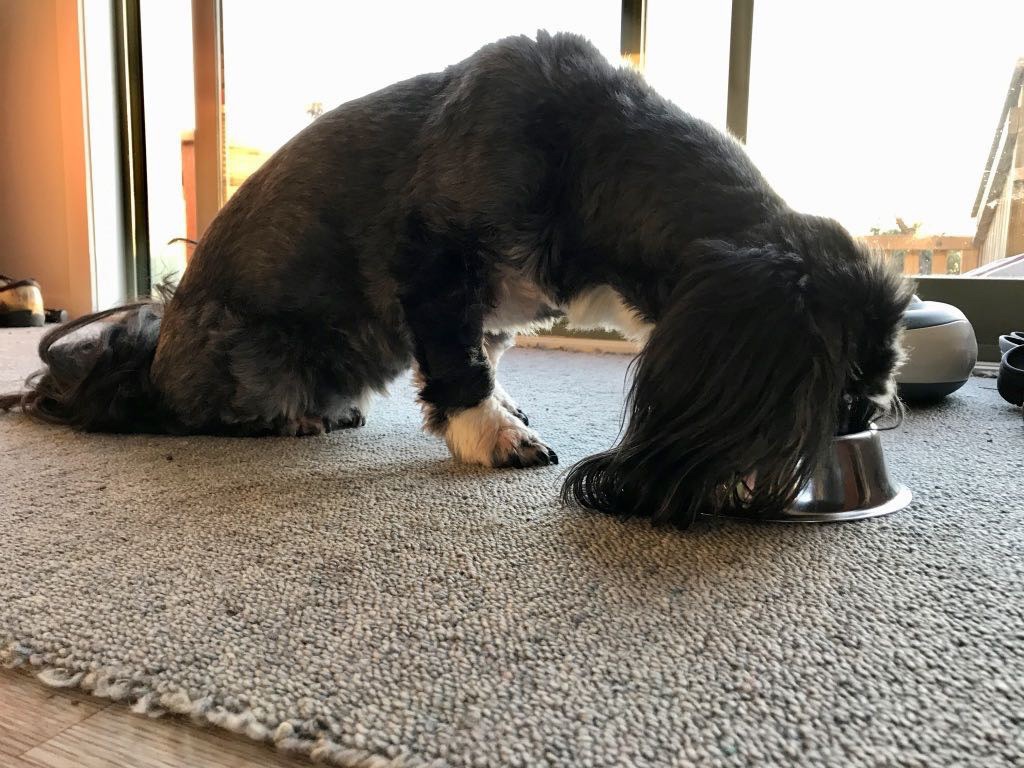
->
(484, 331, 529, 426)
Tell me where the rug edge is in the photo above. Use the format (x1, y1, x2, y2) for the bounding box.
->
(1, 638, 445, 768)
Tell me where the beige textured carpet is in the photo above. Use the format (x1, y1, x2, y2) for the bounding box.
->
(1, 326, 1022, 767)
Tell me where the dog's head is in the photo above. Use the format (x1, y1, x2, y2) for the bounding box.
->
(563, 214, 912, 527)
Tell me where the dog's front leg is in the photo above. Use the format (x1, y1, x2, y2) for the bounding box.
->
(401, 269, 557, 469)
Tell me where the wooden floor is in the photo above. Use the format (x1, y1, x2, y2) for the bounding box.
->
(0, 668, 311, 768)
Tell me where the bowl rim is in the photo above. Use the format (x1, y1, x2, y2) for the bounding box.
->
(834, 424, 878, 441)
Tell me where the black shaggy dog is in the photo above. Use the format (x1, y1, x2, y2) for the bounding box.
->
(2, 33, 911, 527)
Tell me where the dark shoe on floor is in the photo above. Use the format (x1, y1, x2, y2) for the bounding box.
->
(997, 344, 1024, 407)
(998, 332, 1024, 356)
(0, 275, 45, 327)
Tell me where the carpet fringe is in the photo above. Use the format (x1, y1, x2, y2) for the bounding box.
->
(2, 639, 447, 768)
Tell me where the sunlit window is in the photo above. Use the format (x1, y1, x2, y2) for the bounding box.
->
(220, 0, 619, 195)
(743, 0, 1024, 275)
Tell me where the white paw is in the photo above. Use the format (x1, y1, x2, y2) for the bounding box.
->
(444, 396, 556, 468)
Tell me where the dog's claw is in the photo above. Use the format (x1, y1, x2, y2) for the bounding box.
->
(495, 435, 557, 469)
(515, 409, 530, 426)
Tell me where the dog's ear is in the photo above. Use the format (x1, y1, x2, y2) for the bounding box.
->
(563, 239, 848, 527)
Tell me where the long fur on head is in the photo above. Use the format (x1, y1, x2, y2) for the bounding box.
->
(562, 216, 913, 528)
(0, 285, 173, 433)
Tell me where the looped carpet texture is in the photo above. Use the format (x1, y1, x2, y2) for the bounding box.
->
(1, 327, 1022, 767)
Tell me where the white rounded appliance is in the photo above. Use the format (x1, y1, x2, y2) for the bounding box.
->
(897, 296, 978, 401)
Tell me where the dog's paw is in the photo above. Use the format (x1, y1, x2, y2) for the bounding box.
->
(496, 431, 558, 468)
(323, 393, 373, 432)
(284, 415, 327, 437)
(444, 396, 556, 469)
(324, 407, 366, 431)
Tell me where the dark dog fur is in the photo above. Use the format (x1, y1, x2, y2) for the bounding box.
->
(1, 32, 911, 527)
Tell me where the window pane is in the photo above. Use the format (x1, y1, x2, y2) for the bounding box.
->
(220, 1, 620, 196)
(746, 1, 1024, 276)
(644, 0, 731, 129)
(139, 0, 195, 286)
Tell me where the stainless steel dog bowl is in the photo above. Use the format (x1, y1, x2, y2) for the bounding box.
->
(721, 427, 912, 523)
